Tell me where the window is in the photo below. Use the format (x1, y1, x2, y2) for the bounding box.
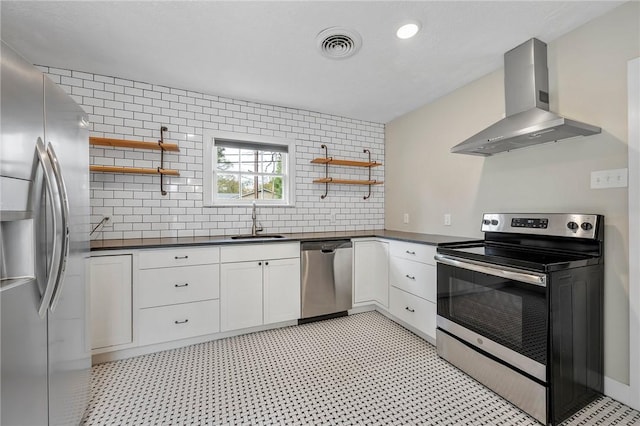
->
(203, 131, 296, 206)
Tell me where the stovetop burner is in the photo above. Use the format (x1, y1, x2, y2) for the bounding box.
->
(437, 213, 604, 273)
(437, 242, 600, 272)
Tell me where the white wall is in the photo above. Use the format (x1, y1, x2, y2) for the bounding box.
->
(626, 56, 640, 410)
(37, 67, 385, 239)
(385, 2, 639, 385)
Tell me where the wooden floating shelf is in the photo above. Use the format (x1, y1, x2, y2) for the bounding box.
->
(310, 158, 381, 168)
(313, 178, 383, 185)
(89, 127, 176, 195)
(90, 165, 180, 176)
(311, 144, 383, 199)
(89, 137, 180, 152)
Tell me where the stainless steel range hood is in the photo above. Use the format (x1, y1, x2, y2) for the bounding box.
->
(451, 38, 600, 156)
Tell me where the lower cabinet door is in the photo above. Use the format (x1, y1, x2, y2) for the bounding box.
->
(90, 255, 132, 350)
(263, 258, 300, 324)
(220, 261, 263, 332)
(138, 299, 220, 346)
(389, 286, 436, 339)
(353, 240, 389, 307)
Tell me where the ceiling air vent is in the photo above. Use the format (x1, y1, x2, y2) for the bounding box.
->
(316, 27, 362, 60)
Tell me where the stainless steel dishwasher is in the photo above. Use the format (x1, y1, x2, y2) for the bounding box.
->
(300, 240, 352, 322)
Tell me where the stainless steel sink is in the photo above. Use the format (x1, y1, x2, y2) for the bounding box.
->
(230, 234, 285, 240)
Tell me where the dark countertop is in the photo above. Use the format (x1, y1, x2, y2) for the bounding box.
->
(90, 229, 479, 251)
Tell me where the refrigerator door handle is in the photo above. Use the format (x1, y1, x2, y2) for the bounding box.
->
(46, 142, 70, 312)
(33, 138, 65, 318)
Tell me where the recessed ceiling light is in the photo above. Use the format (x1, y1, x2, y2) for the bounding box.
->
(396, 22, 420, 40)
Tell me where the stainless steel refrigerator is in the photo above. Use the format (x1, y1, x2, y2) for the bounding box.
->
(1, 41, 90, 425)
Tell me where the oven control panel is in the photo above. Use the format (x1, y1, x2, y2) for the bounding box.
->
(481, 213, 601, 239)
(511, 218, 548, 229)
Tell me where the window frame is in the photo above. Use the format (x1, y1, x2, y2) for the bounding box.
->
(203, 130, 296, 207)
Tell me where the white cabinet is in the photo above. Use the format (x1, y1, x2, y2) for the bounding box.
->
(220, 243, 300, 332)
(138, 246, 219, 269)
(353, 239, 389, 307)
(264, 258, 301, 324)
(389, 286, 436, 335)
(90, 255, 132, 350)
(220, 261, 263, 331)
(137, 246, 221, 345)
(138, 264, 219, 308)
(388, 241, 437, 339)
(138, 299, 220, 346)
(389, 256, 435, 302)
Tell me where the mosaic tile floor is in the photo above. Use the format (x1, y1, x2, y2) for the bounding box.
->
(84, 312, 640, 425)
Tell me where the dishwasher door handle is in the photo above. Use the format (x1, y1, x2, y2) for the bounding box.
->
(321, 249, 335, 254)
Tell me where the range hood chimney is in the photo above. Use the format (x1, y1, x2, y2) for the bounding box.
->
(451, 38, 601, 156)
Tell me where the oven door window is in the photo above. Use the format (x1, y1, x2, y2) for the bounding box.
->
(437, 263, 547, 365)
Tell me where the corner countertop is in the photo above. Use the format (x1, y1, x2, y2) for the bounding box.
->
(90, 229, 479, 251)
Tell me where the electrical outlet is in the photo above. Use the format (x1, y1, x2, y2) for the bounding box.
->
(444, 213, 452, 226)
(90, 216, 111, 238)
(403, 213, 409, 224)
(330, 213, 336, 224)
(591, 168, 628, 189)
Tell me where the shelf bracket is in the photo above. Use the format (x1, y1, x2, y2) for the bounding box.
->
(159, 126, 168, 196)
(321, 144, 331, 199)
(364, 149, 372, 200)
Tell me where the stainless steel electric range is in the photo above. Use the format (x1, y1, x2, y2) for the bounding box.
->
(435, 213, 604, 425)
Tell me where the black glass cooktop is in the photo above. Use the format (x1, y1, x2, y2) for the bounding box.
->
(437, 243, 601, 272)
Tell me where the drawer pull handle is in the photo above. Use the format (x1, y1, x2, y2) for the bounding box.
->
(174, 319, 189, 324)
(405, 274, 416, 280)
(406, 250, 416, 255)
(174, 255, 189, 260)
(174, 283, 189, 288)
(405, 307, 415, 313)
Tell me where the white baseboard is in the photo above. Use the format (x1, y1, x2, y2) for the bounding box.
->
(92, 319, 298, 364)
(604, 376, 639, 410)
(348, 304, 377, 314)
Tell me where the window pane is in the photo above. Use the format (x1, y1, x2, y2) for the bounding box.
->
(216, 147, 240, 172)
(216, 174, 240, 199)
(260, 176, 283, 200)
(260, 152, 283, 174)
(241, 175, 256, 199)
(237, 149, 256, 173)
(210, 135, 292, 205)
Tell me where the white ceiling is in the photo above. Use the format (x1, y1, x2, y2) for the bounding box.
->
(0, 1, 623, 123)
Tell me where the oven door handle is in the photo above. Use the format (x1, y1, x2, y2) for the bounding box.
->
(434, 254, 547, 287)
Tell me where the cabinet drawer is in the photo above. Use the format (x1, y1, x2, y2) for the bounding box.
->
(389, 257, 435, 302)
(139, 264, 219, 308)
(138, 299, 220, 346)
(221, 242, 299, 263)
(389, 241, 436, 265)
(389, 287, 436, 338)
(138, 246, 219, 269)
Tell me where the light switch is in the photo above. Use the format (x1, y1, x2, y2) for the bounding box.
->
(403, 213, 409, 224)
(591, 168, 628, 189)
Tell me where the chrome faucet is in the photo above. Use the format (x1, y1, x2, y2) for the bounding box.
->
(251, 201, 263, 236)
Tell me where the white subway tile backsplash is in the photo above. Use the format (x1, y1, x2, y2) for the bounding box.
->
(44, 67, 384, 238)
(104, 83, 124, 94)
